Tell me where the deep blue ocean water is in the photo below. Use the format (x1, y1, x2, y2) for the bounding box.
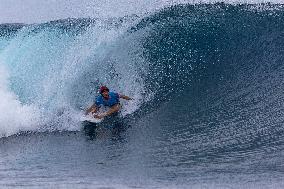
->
(0, 3, 284, 188)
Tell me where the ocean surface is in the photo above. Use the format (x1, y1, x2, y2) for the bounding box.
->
(1, 3, 284, 189)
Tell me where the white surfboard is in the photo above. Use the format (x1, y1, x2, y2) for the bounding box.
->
(80, 114, 103, 123)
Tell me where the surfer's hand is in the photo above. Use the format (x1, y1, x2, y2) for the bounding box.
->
(94, 114, 104, 119)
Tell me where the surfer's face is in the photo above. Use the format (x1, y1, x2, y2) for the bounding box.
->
(101, 90, 109, 98)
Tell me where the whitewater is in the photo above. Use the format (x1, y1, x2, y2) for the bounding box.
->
(0, 2, 284, 189)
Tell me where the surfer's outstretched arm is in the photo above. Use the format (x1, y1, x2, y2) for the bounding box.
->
(119, 94, 133, 100)
(85, 104, 98, 115)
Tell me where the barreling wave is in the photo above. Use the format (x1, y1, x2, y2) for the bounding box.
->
(0, 16, 148, 136)
(0, 3, 284, 140)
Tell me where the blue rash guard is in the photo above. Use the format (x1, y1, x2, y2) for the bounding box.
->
(95, 92, 120, 107)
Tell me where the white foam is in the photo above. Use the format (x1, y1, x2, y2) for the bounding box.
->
(0, 63, 40, 137)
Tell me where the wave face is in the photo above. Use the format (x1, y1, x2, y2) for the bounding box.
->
(136, 4, 284, 186)
(1, 3, 284, 188)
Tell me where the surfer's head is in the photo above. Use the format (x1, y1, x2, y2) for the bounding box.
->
(100, 86, 109, 94)
(100, 86, 109, 98)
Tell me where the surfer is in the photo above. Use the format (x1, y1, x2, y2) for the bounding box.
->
(85, 86, 132, 119)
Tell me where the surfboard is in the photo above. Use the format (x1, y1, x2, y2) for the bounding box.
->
(80, 114, 103, 123)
